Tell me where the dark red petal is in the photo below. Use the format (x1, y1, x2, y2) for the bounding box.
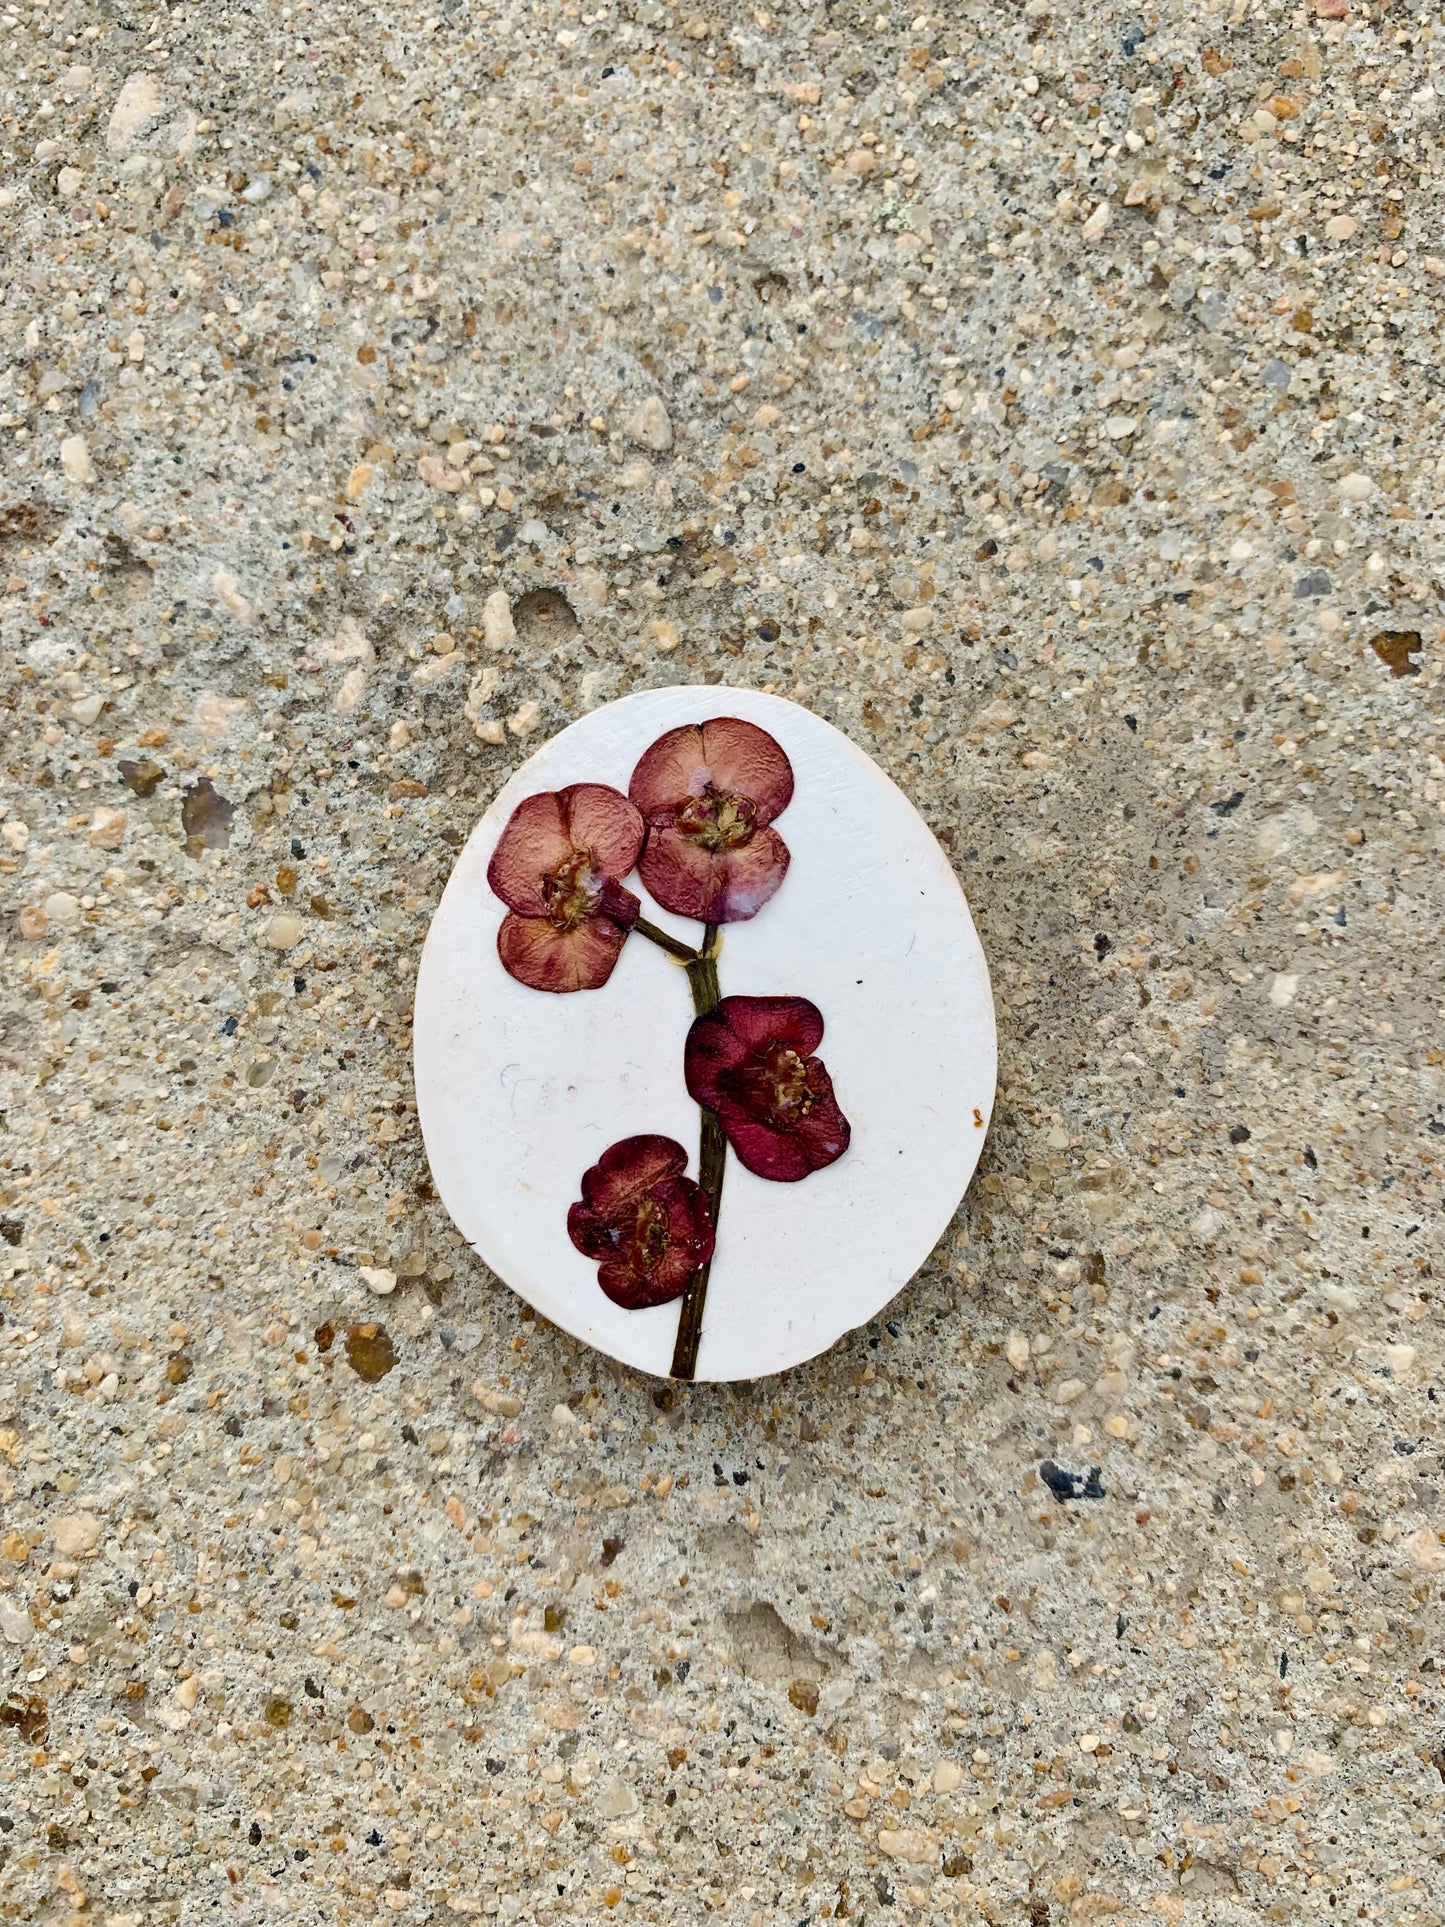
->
(654, 1173, 716, 1270)
(566, 1200, 615, 1261)
(487, 791, 573, 915)
(712, 1073, 850, 1182)
(596, 1243, 692, 1310)
(579, 1134, 688, 1220)
(628, 723, 709, 824)
(638, 824, 789, 924)
(684, 995, 826, 1105)
(589, 1175, 715, 1310)
(496, 910, 629, 993)
(698, 717, 794, 827)
(557, 783, 645, 879)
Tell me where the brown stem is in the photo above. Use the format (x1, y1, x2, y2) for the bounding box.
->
(670, 936, 724, 1381)
(633, 915, 701, 964)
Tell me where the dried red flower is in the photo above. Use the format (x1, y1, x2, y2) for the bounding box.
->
(684, 995, 850, 1182)
(568, 1135, 716, 1309)
(629, 717, 794, 924)
(487, 783, 644, 993)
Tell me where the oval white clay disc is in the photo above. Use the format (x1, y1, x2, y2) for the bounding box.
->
(414, 687, 996, 1382)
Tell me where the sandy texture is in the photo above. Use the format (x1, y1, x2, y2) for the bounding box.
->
(1, 2, 1442, 1923)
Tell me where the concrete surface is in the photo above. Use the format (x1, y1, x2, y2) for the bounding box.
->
(0, 2, 1441, 1923)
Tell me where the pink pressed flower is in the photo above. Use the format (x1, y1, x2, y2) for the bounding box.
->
(487, 783, 644, 993)
(629, 717, 794, 924)
(568, 1135, 716, 1310)
(684, 995, 850, 1182)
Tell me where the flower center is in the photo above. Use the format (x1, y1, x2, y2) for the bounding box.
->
(726, 1042, 813, 1126)
(630, 1195, 670, 1275)
(543, 848, 600, 932)
(675, 786, 756, 854)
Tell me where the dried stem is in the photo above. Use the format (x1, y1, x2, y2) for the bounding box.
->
(633, 915, 701, 964)
(670, 926, 724, 1381)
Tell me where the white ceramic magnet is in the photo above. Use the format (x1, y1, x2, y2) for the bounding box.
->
(413, 687, 995, 1382)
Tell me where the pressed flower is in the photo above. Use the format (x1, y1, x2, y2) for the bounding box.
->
(629, 717, 794, 924)
(487, 783, 644, 992)
(568, 1135, 716, 1310)
(684, 994, 850, 1182)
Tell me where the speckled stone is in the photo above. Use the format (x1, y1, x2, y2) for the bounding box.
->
(0, 3, 1441, 1923)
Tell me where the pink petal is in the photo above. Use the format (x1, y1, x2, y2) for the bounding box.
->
(639, 823, 790, 924)
(698, 717, 794, 827)
(557, 783, 645, 879)
(684, 995, 825, 1102)
(487, 792, 574, 915)
(629, 718, 794, 829)
(628, 723, 710, 823)
(496, 910, 630, 993)
(579, 1134, 688, 1220)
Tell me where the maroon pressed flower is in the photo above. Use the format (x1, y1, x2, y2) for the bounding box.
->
(487, 783, 644, 993)
(629, 717, 794, 924)
(684, 995, 850, 1182)
(567, 1135, 716, 1310)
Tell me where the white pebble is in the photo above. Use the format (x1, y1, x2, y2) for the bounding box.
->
(359, 1266, 397, 1296)
(60, 434, 94, 485)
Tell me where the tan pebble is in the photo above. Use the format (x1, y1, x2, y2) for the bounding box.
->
(1005, 1330, 1030, 1371)
(482, 588, 517, 649)
(195, 690, 248, 740)
(646, 618, 681, 653)
(473, 1384, 523, 1417)
(212, 567, 255, 626)
(1078, 1732, 1099, 1753)
(446, 439, 478, 469)
(474, 719, 506, 746)
(899, 607, 932, 634)
(345, 462, 374, 503)
(417, 453, 464, 493)
(626, 396, 673, 452)
(507, 700, 542, 737)
(683, 13, 709, 38)
(1324, 213, 1356, 241)
(383, 1584, 408, 1610)
(333, 666, 367, 715)
(175, 1674, 201, 1710)
(60, 433, 94, 485)
(1053, 1377, 1086, 1406)
(846, 147, 878, 177)
(752, 403, 782, 429)
(273, 1454, 295, 1485)
(107, 70, 162, 154)
(1081, 199, 1113, 240)
(932, 1760, 964, 1793)
(843, 1797, 871, 1820)
(71, 693, 106, 726)
(877, 1827, 938, 1866)
(1103, 1414, 1130, 1439)
(1336, 471, 1373, 501)
(263, 913, 304, 951)
(52, 1513, 102, 1557)
(568, 1644, 599, 1666)
(359, 1267, 397, 1296)
(18, 905, 48, 941)
(88, 805, 127, 850)
(1406, 1527, 1445, 1573)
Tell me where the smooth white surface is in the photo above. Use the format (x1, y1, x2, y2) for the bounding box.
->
(413, 688, 996, 1381)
